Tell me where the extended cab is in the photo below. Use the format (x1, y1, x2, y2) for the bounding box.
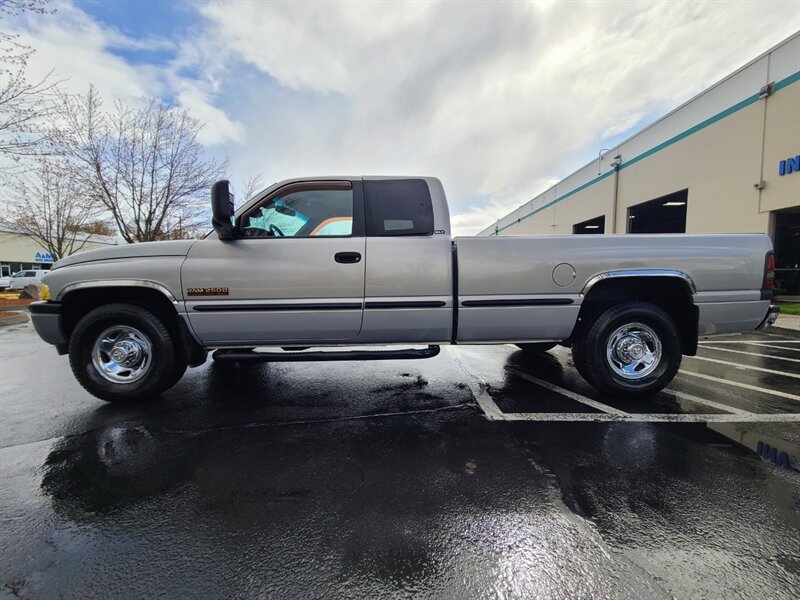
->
(30, 177, 779, 402)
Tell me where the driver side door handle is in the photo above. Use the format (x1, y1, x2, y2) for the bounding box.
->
(334, 252, 361, 264)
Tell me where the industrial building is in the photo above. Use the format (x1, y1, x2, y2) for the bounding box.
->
(479, 33, 800, 295)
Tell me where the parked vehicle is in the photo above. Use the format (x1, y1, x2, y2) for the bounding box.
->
(30, 177, 779, 403)
(10, 269, 47, 290)
(0, 274, 10, 290)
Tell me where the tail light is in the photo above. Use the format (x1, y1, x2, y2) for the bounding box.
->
(763, 251, 775, 293)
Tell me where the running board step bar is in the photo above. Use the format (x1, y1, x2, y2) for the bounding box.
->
(212, 345, 440, 362)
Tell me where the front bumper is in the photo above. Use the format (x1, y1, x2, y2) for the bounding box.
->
(29, 301, 68, 346)
(755, 305, 780, 331)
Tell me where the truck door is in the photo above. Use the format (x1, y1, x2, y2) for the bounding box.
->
(182, 180, 366, 345)
(357, 178, 454, 343)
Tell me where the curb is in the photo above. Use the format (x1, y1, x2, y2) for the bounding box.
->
(0, 304, 33, 312)
(0, 312, 29, 326)
(774, 313, 800, 332)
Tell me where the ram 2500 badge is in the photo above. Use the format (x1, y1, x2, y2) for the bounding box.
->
(29, 177, 779, 402)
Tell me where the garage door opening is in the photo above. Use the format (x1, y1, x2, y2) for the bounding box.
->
(774, 209, 800, 296)
(573, 215, 605, 234)
(627, 190, 688, 234)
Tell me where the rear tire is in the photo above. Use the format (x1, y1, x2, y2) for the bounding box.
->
(515, 342, 557, 353)
(572, 301, 681, 398)
(68, 303, 182, 403)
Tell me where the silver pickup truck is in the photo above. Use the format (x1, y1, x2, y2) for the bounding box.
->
(30, 176, 779, 403)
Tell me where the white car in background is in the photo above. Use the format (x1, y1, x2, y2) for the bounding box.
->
(0, 274, 10, 290)
(9, 269, 48, 290)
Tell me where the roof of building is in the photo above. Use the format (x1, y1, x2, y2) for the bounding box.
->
(0, 227, 120, 246)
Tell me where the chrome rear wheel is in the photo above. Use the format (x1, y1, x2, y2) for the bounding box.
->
(571, 301, 681, 398)
(605, 322, 662, 380)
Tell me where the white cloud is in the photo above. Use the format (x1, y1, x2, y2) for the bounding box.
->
(7, 2, 244, 146)
(7, 1, 800, 233)
(197, 0, 800, 233)
(177, 87, 245, 146)
(13, 2, 159, 104)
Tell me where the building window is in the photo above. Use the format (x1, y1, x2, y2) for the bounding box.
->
(627, 189, 688, 234)
(573, 215, 605, 234)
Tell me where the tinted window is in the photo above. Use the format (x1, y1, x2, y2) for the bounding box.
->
(241, 187, 354, 238)
(365, 179, 433, 236)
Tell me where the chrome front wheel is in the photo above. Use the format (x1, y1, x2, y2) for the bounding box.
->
(91, 326, 153, 384)
(69, 303, 183, 402)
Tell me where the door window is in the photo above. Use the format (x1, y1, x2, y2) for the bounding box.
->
(240, 185, 354, 238)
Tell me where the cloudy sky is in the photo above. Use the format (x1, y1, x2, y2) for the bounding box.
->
(7, 0, 800, 234)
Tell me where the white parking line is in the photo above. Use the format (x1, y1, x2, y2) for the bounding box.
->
(504, 367, 628, 415)
(700, 345, 800, 364)
(472, 384, 506, 420)
(495, 412, 800, 423)
(468, 372, 800, 422)
(698, 339, 800, 345)
(662, 391, 753, 415)
(743, 344, 800, 353)
(451, 346, 800, 424)
(678, 370, 800, 401)
(685, 355, 800, 379)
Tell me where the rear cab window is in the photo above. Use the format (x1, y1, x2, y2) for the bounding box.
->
(364, 179, 434, 236)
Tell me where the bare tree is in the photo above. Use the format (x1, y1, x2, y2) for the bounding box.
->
(0, 158, 99, 260)
(237, 172, 265, 203)
(51, 86, 228, 243)
(71, 219, 115, 237)
(0, 0, 58, 167)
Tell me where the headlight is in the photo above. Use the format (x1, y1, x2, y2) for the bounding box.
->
(40, 283, 51, 301)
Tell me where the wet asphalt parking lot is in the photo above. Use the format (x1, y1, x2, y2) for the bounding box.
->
(1, 322, 798, 599)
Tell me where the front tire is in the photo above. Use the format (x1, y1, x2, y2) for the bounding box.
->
(572, 301, 681, 398)
(68, 303, 182, 403)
